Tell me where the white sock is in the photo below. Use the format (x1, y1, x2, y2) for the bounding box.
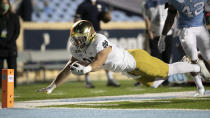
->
(193, 74, 205, 90)
(85, 74, 91, 83)
(152, 78, 165, 88)
(168, 62, 200, 76)
(106, 71, 114, 81)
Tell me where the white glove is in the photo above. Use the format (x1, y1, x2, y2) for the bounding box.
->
(70, 61, 92, 75)
(158, 35, 166, 53)
(37, 83, 56, 94)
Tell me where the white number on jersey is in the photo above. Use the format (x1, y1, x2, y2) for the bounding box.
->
(182, 2, 204, 17)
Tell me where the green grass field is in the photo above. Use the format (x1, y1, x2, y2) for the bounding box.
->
(46, 97, 210, 110)
(0, 80, 209, 102)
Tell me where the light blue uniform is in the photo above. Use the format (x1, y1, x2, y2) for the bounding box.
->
(169, 0, 206, 28)
(168, 0, 210, 62)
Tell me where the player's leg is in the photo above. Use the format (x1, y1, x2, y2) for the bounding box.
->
(0, 58, 4, 88)
(179, 27, 205, 96)
(128, 49, 169, 78)
(151, 62, 201, 88)
(128, 49, 168, 87)
(128, 49, 203, 90)
(85, 73, 95, 88)
(105, 70, 120, 87)
(168, 62, 200, 76)
(7, 56, 17, 88)
(197, 26, 210, 80)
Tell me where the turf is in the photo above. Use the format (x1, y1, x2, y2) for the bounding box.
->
(0, 80, 209, 101)
(46, 97, 210, 110)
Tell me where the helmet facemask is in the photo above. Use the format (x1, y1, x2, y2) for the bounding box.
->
(71, 34, 88, 49)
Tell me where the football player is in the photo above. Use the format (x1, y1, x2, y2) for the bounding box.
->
(158, 0, 210, 96)
(74, 0, 119, 88)
(37, 20, 204, 96)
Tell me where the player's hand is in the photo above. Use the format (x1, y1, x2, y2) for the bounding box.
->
(158, 35, 166, 53)
(36, 83, 56, 94)
(70, 61, 92, 75)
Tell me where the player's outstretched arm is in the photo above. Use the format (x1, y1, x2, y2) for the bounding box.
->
(69, 46, 112, 75)
(162, 4, 177, 35)
(144, 17, 154, 40)
(37, 57, 77, 94)
(158, 4, 177, 52)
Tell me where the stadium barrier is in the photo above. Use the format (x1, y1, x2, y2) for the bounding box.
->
(17, 50, 70, 82)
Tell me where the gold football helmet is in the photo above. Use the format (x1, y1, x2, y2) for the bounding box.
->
(70, 20, 96, 49)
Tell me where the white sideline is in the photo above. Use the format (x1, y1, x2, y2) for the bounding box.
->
(12, 90, 210, 108)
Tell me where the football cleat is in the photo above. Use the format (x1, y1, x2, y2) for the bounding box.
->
(134, 82, 141, 87)
(181, 56, 210, 81)
(194, 88, 205, 97)
(85, 82, 95, 88)
(181, 56, 191, 63)
(107, 80, 120, 87)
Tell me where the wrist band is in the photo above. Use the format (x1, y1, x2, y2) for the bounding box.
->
(161, 35, 166, 39)
(83, 65, 92, 73)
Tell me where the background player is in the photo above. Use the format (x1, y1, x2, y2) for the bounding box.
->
(158, 0, 210, 96)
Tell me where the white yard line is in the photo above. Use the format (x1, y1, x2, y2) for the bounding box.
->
(13, 90, 210, 108)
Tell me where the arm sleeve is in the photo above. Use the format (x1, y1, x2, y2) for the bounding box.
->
(95, 36, 111, 53)
(101, 2, 109, 13)
(99, 3, 111, 23)
(140, 2, 147, 19)
(75, 4, 84, 19)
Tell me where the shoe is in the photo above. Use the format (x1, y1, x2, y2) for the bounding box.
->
(134, 82, 141, 87)
(198, 60, 210, 81)
(182, 56, 210, 81)
(181, 56, 191, 63)
(85, 82, 95, 88)
(194, 88, 205, 97)
(107, 80, 120, 87)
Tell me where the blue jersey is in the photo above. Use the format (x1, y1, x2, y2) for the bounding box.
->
(145, 0, 168, 9)
(169, 0, 206, 28)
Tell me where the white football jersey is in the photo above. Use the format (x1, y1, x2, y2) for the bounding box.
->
(68, 33, 136, 72)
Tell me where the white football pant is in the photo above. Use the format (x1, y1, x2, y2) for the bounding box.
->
(179, 25, 210, 61)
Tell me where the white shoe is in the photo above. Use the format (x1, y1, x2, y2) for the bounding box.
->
(181, 56, 191, 63)
(194, 88, 205, 97)
(198, 60, 210, 81)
